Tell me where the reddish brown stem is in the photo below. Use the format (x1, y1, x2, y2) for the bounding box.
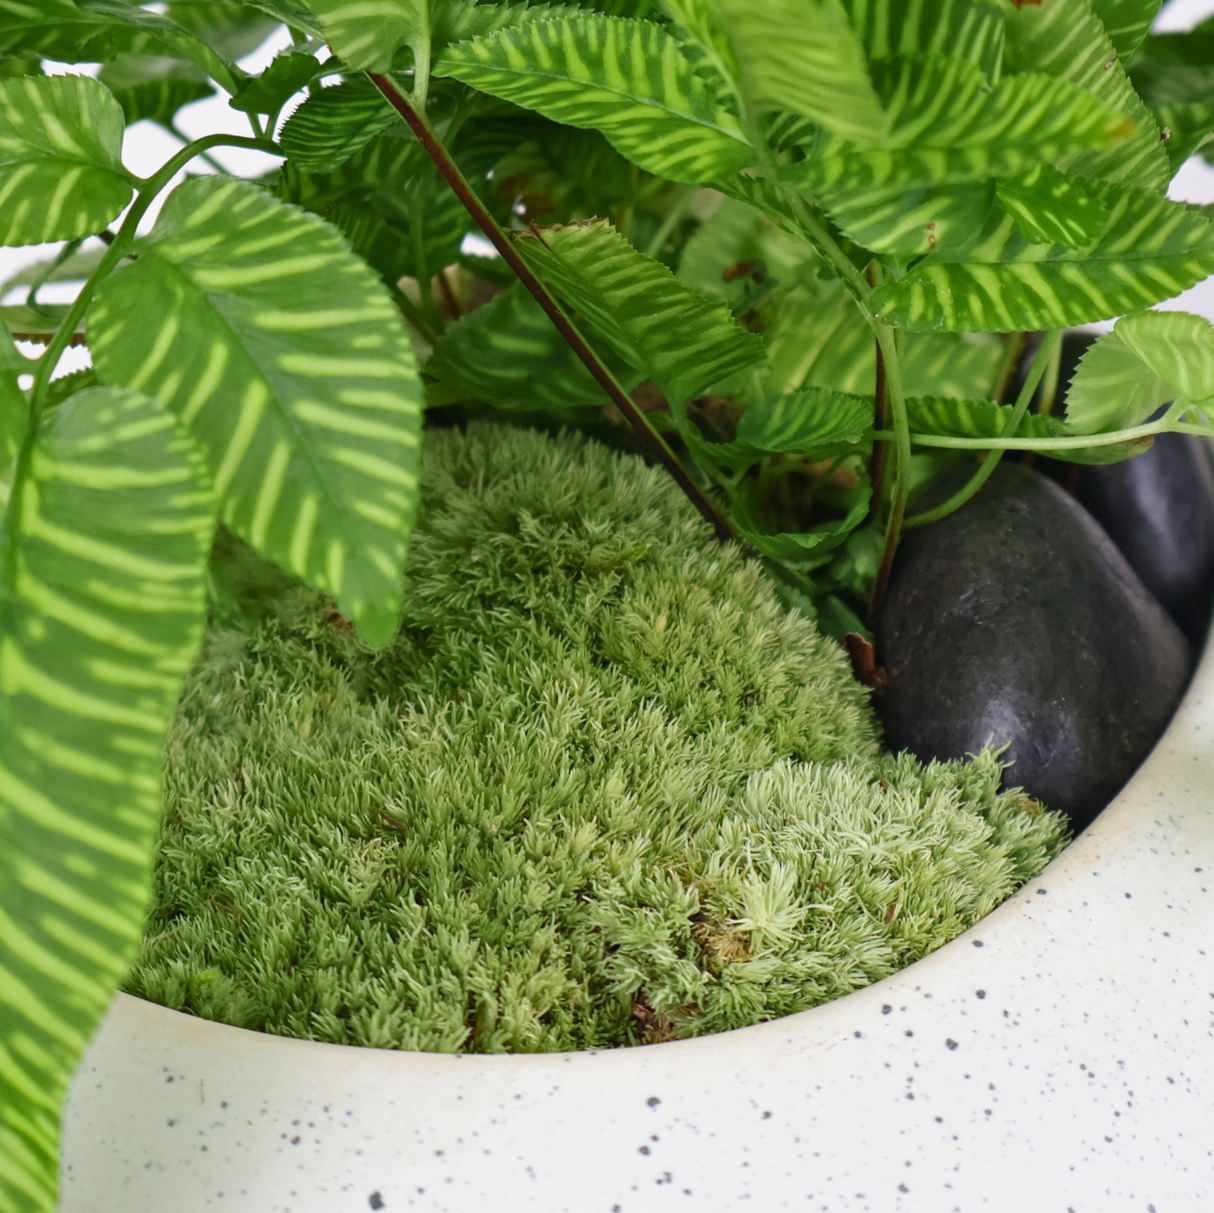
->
(865, 331, 888, 525)
(367, 72, 732, 543)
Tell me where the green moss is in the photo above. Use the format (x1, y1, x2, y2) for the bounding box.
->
(126, 423, 1069, 1052)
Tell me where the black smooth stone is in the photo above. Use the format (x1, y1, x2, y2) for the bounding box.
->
(877, 464, 1191, 831)
(1067, 432, 1214, 644)
(1027, 332, 1214, 644)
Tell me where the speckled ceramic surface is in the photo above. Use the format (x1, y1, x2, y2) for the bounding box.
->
(61, 635, 1214, 1213)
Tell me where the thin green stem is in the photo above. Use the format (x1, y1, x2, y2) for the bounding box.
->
(644, 183, 696, 260)
(866, 322, 911, 622)
(365, 71, 733, 542)
(389, 282, 438, 345)
(903, 329, 1062, 531)
(168, 121, 230, 174)
(991, 331, 1025, 404)
(893, 420, 1191, 452)
(25, 238, 83, 316)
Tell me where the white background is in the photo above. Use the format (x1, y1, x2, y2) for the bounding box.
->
(6, 0, 1214, 381)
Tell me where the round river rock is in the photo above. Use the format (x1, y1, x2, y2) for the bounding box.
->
(877, 463, 1191, 831)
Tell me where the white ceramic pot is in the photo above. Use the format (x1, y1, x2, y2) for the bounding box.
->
(61, 635, 1214, 1213)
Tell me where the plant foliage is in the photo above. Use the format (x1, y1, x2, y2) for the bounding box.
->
(3, 0, 1214, 1206)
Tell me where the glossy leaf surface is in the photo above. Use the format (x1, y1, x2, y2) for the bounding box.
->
(0, 386, 211, 1213)
(0, 76, 132, 247)
(90, 177, 423, 645)
(434, 15, 754, 183)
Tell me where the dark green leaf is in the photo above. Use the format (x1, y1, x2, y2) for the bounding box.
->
(735, 387, 873, 455)
(730, 468, 871, 560)
(0, 0, 146, 63)
(870, 188, 1214, 332)
(230, 50, 321, 115)
(324, 198, 412, 284)
(1152, 101, 1214, 174)
(426, 280, 644, 410)
(278, 78, 399, 172)
(1089, 0, 1161, 61)
(994, 164, 1110, 248)
(110, 76, 214, 126)
(245, 0, 323, 38)
(0, 76, 133, 247)
(709, 0, 887, 145)
(167, 0, 280, 62)
(828, 181, 994, 256)
(0, 385, 212, 1213)
(1002, 0, 1168, 192)
(905, 394, 1059, 443)
(843, 0, 1007, 77)
(89, 176, 424, 645)
(0, 317, 24, 474)
(433, 15, 755, 184)
(513, 217, 766, 407)
(0, 305, 76, 341)
(0, 246, 107, 297)
(74, 0, 242, 93)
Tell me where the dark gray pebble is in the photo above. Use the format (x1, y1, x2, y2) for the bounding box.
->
(878, 464, 1190, 830)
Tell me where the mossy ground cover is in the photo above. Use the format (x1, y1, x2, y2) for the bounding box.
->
(126, 423, 1069, 1053)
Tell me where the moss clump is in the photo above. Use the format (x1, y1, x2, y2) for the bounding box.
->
(126, 423, 1069, 1052)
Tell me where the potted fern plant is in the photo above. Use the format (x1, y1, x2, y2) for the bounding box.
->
(2, 0, 1214, 1210)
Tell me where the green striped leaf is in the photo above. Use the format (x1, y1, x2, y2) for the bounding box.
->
(0, 76, 133, 248)
(905, 395, 1059, 443)
(735, 387, 873, 455)
(229, 49, 320, 115)
(0, 305, 77, 343)
(828, 180, 993, 256)
(0, 247, 106, 298)
(1003, 0, 1168, 192)
(426, 279, 644, 410)
(245, 0, 323, 38)
(89, 176, 423, 646)
(1089, 0, 1161, 61)
(870, 188, 1214, 332)
(278, 78, 399, 172)
(74, 0, 242, 94)
(782, 66, 1130, 199)
(843, 0, 1007, 77)
(709, 0, 886, 145)
(433, 15, 755, 184)
(513, 217, 766, 407)
(730, 468, 871, 560)
(0, 0, 145, 63)
(1152, 101, 1214, 175)
(1065, 310, 1214, 434)
(432, 0, 583, 49)
(110, 76, 215, 127)
(307, 0, 428, 75)
(994, 164, 1110, 248)
(0, 385, 212, 1213)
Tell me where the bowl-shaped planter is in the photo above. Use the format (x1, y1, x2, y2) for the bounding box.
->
(61, 630, 1214, 1213)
